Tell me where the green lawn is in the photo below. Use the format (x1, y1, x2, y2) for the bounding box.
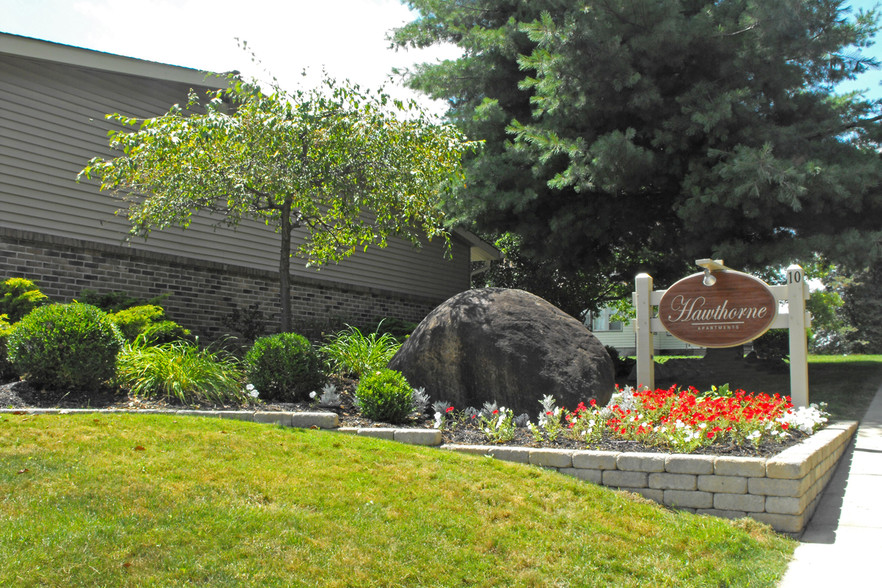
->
(1, 413, 794, 587)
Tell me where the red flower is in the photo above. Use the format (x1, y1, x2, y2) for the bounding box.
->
(445, 406, 454, 413)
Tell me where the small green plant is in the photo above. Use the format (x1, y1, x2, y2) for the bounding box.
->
(533, 395, 564, 442)
(7, 303, 123, 391)
(0, 314, 16, 381)
(245, 333, 324, 402)
(110, 304, 192, 344)
(117, 338, 247, 405)
(222, 303, 267, 345)
(363, 317, 418, 343)
(77, 289, 169, 313)
(355, 369, 414, 423)
(479, 406, 517, 444)
(0, 277, 49, 322)
(320, 324, 401, 377)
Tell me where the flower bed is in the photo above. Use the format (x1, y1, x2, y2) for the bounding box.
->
(430, 385, 829, 457)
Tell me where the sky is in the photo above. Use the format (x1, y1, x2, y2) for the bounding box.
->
(2, 0, 882, 108)
(0, 0, 461, 114)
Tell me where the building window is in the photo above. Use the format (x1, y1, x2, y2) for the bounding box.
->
(589, 308, 623, 332)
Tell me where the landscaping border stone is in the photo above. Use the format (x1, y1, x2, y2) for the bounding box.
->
(442, 421, 857, 535)
(1, 406, 855, 534)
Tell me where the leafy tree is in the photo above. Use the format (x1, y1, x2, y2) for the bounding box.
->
(80, 75, 476, 331)
(393, 0, 882, 305)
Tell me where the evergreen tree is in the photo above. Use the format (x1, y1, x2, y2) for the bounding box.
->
(393, 0, 882, 307)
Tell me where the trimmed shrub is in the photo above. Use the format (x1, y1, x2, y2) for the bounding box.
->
(7, 303, 123, 391)
(117, 339, 246, 405)
(1, 277, 49, 323)
(355, 369, 414, 424)
(245, 333, 324, 402)
(110, 305, 192, 344)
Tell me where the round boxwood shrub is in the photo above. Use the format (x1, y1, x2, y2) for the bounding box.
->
(7, 303, 123, 391)
(244, 332, 324, 402)
(355, 368, 414, 424)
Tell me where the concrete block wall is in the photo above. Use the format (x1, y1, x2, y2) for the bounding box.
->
(444, 421, 857, 535)
(0, 229, 439, 340)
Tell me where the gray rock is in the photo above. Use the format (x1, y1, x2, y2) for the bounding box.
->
(388, 288, 614, 416)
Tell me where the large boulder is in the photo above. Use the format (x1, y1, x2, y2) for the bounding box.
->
(388, 288, 614, 416)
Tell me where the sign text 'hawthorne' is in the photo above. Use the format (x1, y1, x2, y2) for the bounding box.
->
(658, 270, 777, 348)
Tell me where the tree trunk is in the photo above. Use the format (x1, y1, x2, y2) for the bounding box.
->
(278, 201, 293, 333)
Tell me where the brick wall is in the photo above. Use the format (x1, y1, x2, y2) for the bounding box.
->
(0, 228, 442, 340)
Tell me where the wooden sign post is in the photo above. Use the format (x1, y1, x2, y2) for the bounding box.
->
(634, 261, 811, 407)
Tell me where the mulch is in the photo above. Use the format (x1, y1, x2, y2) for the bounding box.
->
(0, 377, 807, 458)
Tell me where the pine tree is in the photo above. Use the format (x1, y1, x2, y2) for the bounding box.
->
(394, 0, 882, 305)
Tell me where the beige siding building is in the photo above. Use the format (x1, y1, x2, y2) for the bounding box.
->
(0, 33, 497, 338)
(587, 307, 703, 356)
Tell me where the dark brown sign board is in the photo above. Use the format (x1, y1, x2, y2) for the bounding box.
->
(658, 270, 777, 348)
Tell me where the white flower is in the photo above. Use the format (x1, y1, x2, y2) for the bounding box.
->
(309, 391, 317, 399)
(778, 404, 829, 435)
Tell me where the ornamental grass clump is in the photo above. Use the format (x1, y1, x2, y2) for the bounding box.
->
(319, 324, 401, 378)
(116, 338, 247, 405)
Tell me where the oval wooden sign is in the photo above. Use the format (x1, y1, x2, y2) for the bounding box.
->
(658, 270, 777, 348)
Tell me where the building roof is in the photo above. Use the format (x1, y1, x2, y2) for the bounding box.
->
(0, 31, 229, 88)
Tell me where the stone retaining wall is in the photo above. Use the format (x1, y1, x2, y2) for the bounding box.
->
(2, 407, 855, 534)
(443, 421, 857, 535)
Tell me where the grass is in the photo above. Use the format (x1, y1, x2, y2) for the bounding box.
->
(116, 339, 247, 405)
(643, 354, 882, 421)
(0, 413, 795, 587)
(319, 324, 401, 378)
